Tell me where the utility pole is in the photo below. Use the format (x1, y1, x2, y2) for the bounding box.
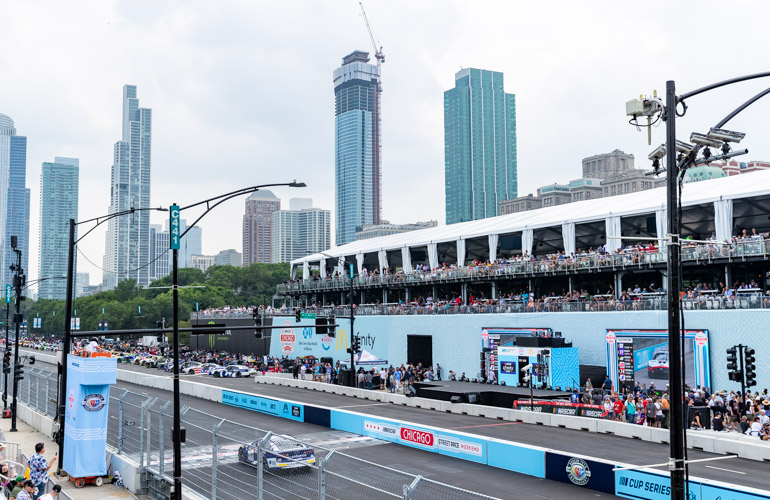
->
(664, 80, 685, 500)
(10, 236, 24, 432)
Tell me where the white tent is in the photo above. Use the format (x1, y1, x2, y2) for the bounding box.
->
(354, 349, 388, 366)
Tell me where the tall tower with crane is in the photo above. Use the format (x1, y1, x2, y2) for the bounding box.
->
(331, 3, 385, 245)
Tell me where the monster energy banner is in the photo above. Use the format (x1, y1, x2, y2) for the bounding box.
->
(63, 355, 117, 477)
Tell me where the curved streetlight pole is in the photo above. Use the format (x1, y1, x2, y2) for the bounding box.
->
(657, 73, 770, 500)
(58, 207, 167, 473)
(169, 181, 305, 500)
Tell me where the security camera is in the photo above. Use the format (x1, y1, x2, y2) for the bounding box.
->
(648, 144, 666, 161)
(690, 132, 722, 148)
(708, 127, 745, 143)
(521, 363, 533, 373)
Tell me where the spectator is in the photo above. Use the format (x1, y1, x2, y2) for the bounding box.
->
(39, 484, 61, 500)
(27, 443, 56, 500)
(15, 480, 35, 500)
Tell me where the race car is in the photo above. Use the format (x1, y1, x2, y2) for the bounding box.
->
(238, 434, 315, 470)
(181, 361, 203, 375)
(211, 364, 251, 378)
(200, 363, 223, 375)
(647, 351, 669, 379)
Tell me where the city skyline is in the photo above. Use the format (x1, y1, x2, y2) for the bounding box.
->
(2, 2, 770, 288)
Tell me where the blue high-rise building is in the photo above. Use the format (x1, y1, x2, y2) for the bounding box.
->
(0, 113, 30, 289)
(444, 68, 517, 224)
(333, 51, 382, 246)
(39, 158, 79, 300)
(103, 85, 152, 289)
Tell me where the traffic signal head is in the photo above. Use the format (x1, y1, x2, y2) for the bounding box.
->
(295, 309, 301, 323)
(726, 347, 738, 371)
(744, 347, 757, 387)
(327, 314, 335, 338)
(14, 365, 23, 381)
(254, 331, 263, 339)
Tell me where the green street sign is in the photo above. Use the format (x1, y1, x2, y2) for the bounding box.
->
(300, 312, 316, 319)
(348, 262, 354, 279)
(5, 284, 11, 304)
(170, 204, 181, 250)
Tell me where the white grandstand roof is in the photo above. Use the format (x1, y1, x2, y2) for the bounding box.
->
(294, 169, 770, 264)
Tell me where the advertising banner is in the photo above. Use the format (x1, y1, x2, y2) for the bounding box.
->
(63, 355, 117, 478)
(222, 390, 304, 422)
(515, 401, 610, 419)
(545, 452, 615, 494)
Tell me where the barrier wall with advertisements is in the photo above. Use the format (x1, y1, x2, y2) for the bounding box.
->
(224, 387, 769, 500)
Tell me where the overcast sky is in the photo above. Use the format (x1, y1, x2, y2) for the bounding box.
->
(2, 1, 769, 289)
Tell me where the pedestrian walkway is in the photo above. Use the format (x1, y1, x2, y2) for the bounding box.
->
(0, 416, 141, 500)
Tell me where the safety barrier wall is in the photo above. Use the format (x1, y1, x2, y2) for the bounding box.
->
(221, 386, 770, 500)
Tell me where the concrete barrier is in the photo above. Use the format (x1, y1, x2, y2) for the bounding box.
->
(253, 375, 770, 462)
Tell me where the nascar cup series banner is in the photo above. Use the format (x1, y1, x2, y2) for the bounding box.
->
(63, 355, 117, 477)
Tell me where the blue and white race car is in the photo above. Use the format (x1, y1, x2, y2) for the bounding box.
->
(200, 363, 224, 375)
(238, 434, 316, 470)
(211, 364, 251, 378)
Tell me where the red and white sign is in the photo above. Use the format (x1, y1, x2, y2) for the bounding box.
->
(436, 435, 482, 456)
(694, 332, 708, 347)
(481, 329, 489, 340)
(606, 332, 616, 344)
(280, 321, 296, 355)
(400, 427, 434, 448)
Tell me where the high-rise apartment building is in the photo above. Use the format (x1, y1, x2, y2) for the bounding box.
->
(39, 158, 79, 300)
(148, 224, 170, 281)
(333, 51, 382, 245)
(214, 249, 242, 267)
(272, 198, 330, 263)
(190, 254, 215, 272)
(444, 68, 517, 224)
(0, 113, 30, 289)
(243, 190, 280, 264)
(103, 85, 152, 290)
(75, 272, 90, 298)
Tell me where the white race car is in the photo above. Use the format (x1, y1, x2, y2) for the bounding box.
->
(212, 364, 251, 378)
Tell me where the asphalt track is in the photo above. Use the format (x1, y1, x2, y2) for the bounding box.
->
(29, 352, 768, 496)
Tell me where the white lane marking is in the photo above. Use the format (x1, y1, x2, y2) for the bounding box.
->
(704, 465, 746, 474)
(334, 402, 391, 408)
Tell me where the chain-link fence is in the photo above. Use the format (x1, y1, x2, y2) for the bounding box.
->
(1, 365, 59, 419)
(10, 364, 499, 500)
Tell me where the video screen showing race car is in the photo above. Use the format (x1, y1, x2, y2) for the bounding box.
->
(631, 337, 695, 390)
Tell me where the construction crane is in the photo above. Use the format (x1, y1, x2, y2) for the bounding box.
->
(359, 2, 384, 67)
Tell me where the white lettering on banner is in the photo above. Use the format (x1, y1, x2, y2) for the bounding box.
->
(400, 427, 434, 447)
(437, 435, 482, 456)
(364, 421, 400, 438)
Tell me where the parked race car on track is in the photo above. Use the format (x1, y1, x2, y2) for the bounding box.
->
(238, 435, 316, 470)
(211, 365, 252, 378)
(181, 361, 203, 375)
(200, 363, 223, 375)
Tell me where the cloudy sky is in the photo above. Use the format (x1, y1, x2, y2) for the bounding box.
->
(2, 0, 769, 288)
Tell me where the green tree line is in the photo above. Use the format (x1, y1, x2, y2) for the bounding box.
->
(22, 263, 290, 336)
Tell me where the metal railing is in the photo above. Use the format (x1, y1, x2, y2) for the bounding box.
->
(12, 364, 499, 499)
(270, 238, 770, 295)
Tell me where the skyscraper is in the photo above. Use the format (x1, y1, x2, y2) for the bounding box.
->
(272, 198, 331, 263)
(243, 190, 280, 265)
(0, 113, 30, 290)
(444, 68, 517, 224)
(103, 85, 152, 290)
(333, 50, 382, 246)
(39, 158, 79, 300)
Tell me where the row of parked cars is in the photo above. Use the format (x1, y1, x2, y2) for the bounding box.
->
(115, 352, 258, 378)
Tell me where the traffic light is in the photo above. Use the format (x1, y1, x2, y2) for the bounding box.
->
(352, 335, 362, 354)
(14, 365, 23, 381)
(156, 319, 165, 342)
(327, 314, 335, 338)
(726, 346, 738, 370)
(295, 309, 301, 323)
(2, 351, 10, 374)
(744, 347, 757, 387)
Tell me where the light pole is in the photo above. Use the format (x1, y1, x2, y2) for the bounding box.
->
(315, 252, 357, 386)
(169, 181, 305, 500)
(628, 72, 770, 500)
(58, 207, 167, 473)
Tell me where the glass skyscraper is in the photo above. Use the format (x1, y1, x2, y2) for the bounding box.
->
(103, 85, 152, 289)
(333, 50, 382, 246)
(272, 198, 331, 263)
(444, 68, 517, 224)
(0, 113, 30, 290)
(39, 158, 79, 300)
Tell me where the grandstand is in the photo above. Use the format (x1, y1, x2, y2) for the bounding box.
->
(280, 170, 770, 306)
